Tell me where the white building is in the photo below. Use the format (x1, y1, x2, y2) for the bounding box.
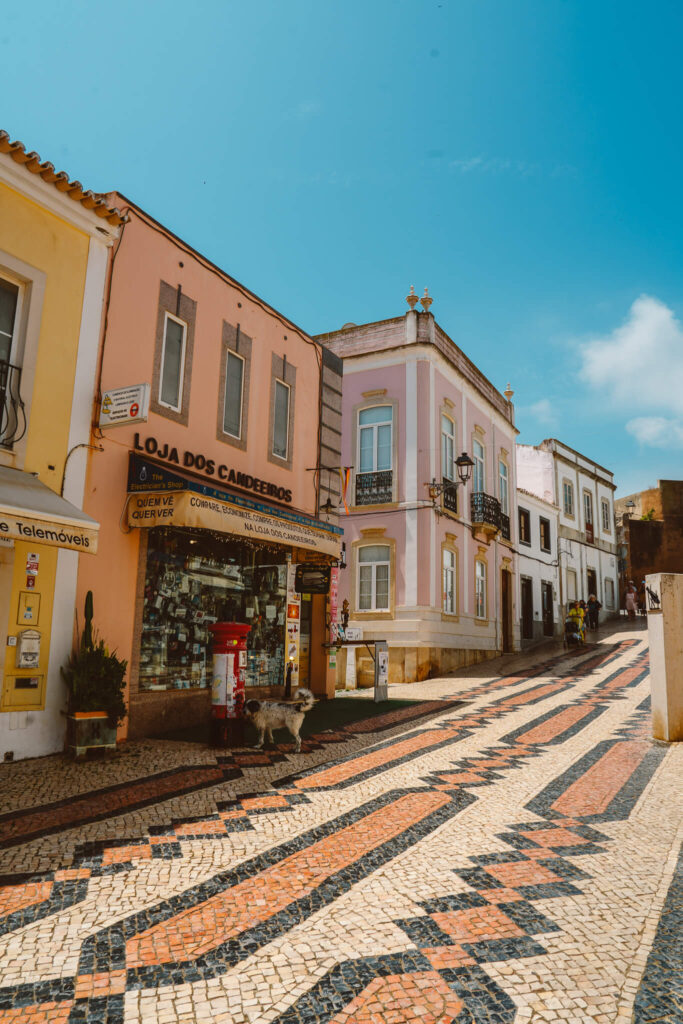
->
(516, 439, 618, 623)
(516, 488, 560, 643)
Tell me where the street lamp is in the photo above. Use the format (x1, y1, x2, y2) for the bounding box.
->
(426, 451, 475, 505)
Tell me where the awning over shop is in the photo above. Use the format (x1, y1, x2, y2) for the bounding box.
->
(0, 466, 99, 553)
(126, 454, 342, 559)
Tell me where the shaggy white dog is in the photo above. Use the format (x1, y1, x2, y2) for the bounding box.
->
(243, 688, 315, 753)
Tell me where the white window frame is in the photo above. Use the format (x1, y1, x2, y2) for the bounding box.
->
(358, 405, 393, 474)
(223, 349, 245, 440)
(442, 547, 456, 615)
(583, 490, 593, 526)
(472, 438, 485, 493)
(566, 568, 577, 601)
(499, 459, 509, 516)
(563, 481, 574, 517)
(0, 271, 23, 366)
(357, 545, 391, 611)
(601, 499, 610, 533)
(475, 560, 487, 619)
(441, 414, 455, 481)
(158, 311, 187, 412)
(605, 578, 615, 609)
(272, 378, 291, 460)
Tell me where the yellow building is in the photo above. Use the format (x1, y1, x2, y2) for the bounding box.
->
(0, 131, 123, 759)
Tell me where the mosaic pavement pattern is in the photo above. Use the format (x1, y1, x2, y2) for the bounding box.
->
(0, 626, 680, 1023)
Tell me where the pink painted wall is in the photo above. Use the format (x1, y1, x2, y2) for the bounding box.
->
(77, 206, 323, 736)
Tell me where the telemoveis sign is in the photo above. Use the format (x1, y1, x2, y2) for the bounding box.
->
(0, 515, 98, 553)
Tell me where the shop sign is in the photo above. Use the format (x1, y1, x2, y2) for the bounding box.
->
(0, 514, 98, 553)
(131, 434, 293, 503)
(328, 566, 339, 645)
(99, 384, 150, 428)
(286, 564, 301, 688)
(294, 565, 331, 595)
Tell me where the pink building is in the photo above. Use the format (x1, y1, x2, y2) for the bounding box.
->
(317, 296, 519, 685)
(77, 195, 342, 740)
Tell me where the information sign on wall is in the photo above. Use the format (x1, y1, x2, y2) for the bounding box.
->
(99, 384, 150, 428)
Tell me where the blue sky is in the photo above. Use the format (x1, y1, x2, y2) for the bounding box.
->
(2, 0, 682, 496)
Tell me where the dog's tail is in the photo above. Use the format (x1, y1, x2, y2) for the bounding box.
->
(293, 687, 315, 711)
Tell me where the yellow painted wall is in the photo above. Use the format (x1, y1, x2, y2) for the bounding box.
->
(0, 181, 91, 708)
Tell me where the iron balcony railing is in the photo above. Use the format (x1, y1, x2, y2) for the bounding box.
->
(355, 470, 393, 506)
(470, 491, 501, 531)
(442, 478, 458, 515)
(500, 512, 511, 540)
(0, 360, 27, 448)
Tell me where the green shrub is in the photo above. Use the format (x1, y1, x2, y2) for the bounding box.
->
(61, 591, 127, 727)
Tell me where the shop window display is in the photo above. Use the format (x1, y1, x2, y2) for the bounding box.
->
(139, 528, 288, 692)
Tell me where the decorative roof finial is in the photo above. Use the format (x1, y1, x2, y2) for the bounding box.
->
(406, 285, 418, 310)
(420, 287, 433, 313)
(504, 382, 514, 402)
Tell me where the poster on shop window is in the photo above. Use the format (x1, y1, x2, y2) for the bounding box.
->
(286, 564, 301, 688)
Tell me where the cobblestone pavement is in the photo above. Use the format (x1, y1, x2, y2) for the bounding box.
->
(0, 621, 680, 1023)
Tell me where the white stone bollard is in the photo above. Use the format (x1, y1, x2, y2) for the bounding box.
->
(646, 572, 683, 742)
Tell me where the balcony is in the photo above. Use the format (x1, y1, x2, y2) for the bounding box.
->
(442, 478, 458, 515)
(470, 491, 501, 540)
(500, 512, 511, 541)
(0, 360, 27, 448)
(355, 470, 393, 506)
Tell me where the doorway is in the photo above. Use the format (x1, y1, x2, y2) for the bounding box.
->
(501, 569, 512, 652)
(521, 577, 534, 640)
(541, 582, 554, 636)
(586, 568, 598, 600)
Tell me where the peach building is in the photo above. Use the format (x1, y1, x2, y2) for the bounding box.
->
(316, 294, 520, 686)
(77, 195, 342, 740)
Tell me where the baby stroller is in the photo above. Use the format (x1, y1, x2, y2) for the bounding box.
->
(564, 615, 583, 649)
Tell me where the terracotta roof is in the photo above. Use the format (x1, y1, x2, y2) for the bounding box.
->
(0, 130, 124, 227)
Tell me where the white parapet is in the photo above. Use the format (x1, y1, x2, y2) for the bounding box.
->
(646, 572, 683, 742)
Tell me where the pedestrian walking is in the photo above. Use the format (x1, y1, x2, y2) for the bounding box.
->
(625, 581, 638, 621)
(587, 594, 601, 630)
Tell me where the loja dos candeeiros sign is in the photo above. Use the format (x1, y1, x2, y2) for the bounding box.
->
(133, 433, 292, 504)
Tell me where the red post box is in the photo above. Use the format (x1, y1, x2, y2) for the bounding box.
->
(209, 622, 251, 747)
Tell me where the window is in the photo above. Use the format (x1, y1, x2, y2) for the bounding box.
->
(605, 578, 615, 609)
(442, 548, 456, 615)
(441, 415, 455, 480)
(519, 507, 531, 545)
(563, 480, 574, 517)
(272, 379, 290, 459)
(499, 460, 509, 516)
(223, 350, 245, 439)
(583, 491, 593, 525)
(601, 499, 610, 533)
(472, 438, 485, 493)
(566, 568, 577, 601)
(0, 277, 20, 364)
(540, 516, 551, 552)
(475, 560, 487, 619)
(159, 312, 187, 411)
(359, 406, 392, 473)
(358, 545, 390, 611)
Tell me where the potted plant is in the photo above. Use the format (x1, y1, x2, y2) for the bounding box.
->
(62, 591, 127, 758)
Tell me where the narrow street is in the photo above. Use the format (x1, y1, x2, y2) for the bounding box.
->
(0, 622, 679, 1023)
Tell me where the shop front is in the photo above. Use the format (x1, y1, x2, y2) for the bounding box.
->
(126, 455, 342, 738)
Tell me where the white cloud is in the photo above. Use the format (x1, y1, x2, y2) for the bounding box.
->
(625, 417, 683, 448)
(579, 295, 683, 448)
(528, 398, 558, 427)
